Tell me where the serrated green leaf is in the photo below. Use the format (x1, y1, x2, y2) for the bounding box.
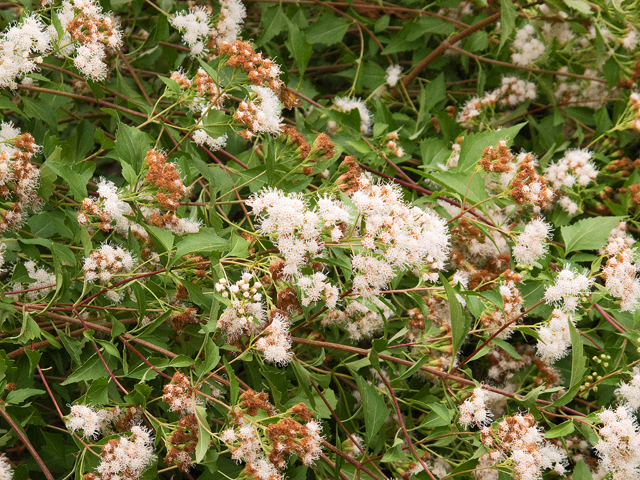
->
(561, 216, 625, 253)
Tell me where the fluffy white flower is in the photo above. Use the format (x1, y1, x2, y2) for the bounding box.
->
(513, 217, 552, 266)
(459, 388, 491, 428)
(536, 309, 574, 363)
(170, 6, 212, 56)
(97, 426, 155, 478)
(546, 149, 598, 190)
(0, 454, 12, 480)
(511, 24, 545, 66)
(385, 64, 403, 87)
(543, 267, 592, 311)
(603, 237, 640, 312)
(595, 406, 640, 479)
(333, 97, 373, 134)
(617, 368, 640, 411)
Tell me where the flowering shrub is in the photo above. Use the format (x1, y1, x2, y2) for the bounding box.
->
(2, 0, 640, 479)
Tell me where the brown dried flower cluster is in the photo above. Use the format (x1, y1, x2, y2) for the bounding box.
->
(219, 40, 282, 91)
(144, 149, 188, 211)
(0, 131, 43, 234)
(165, 414, 198, 472)
(510, 154, 553, 208)
(480, 140, 515, 173)
(163, 372, 198, 415)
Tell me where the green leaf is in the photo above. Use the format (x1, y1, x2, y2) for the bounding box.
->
(563, 0, 592, 15)
(203, 339, 220, 374)
(569, 322, 586, 388)
(352, 373, 388, 443)
(195, 405, 211, 463)
(457, 123, 526, 172)
(168, 355, 195, 367)
(5, 389, 45, 405)
(44, 148, 96, 201)
(544, 420, 575, 438)
(306, 13, 351, 46)
(113, 122, 152, 174)
(224, 357, 239, 404)
(421, 403, 453, 427)
(573, 459, 594, 480)
(500, 0, 517, 49)
(61, 353, 118, 385)
(172, 230, 229, 266)
(11, 311, 42, 344)
(144, 224, 174, 254)
(561, 216, 626, 253)
(285, 23, 312, 77)
(291, 359, 316, 409)
(440, 274, 468, 366)
(258, 5, 287, 45)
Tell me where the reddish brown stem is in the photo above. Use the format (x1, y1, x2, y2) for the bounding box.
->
(378, 374, 437, 480)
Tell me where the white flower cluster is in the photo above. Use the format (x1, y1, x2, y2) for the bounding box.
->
(224, 417, 322, 477)
(555, 68, 609, 110)
(595, 406, 640, 479)
(170, 6, 211, 56)
(351, 253, 395, 299)
(236, 85, 284, 137)
(97, 426, 155, 479)
(22, 261, 56, 301)
(457, 76, 536, 125)
(631, 92, 640, 132)
(316, 194, 352, 242)
(536, 309, 574, 363)
(559, 196, 579, 215)
(171, 0, 245, 55)
(215, 273, 266, 342)
(603, 237, 640, 312)
(68, 404, 120, 438)
(546, 149, 598, 190)
(214, 0, 247, 46)
(57, 0, 123, 81)
(0, 14, 51, 89)
(0, 243, 5, 269)
(539, 15, 574, 45)
(622, 28, 638, 51)
(83, 244, 135, 283)
(192, 130, 228, 152)
(459, 388, 491, 428)
(543, 267, 592, 312)
(0, 454, 11, 480)
(255, 312, 293, 366)
(481, 413, 567, 480)
(247, 188, 350, 277)
(385, 64, 403, 87)
(351, 174, 450, 271)
(607, 222, 636, 250)
(513, 217, 552, 266)
(497, 76, 537, 107)
(322, 298, 392, 341)
(298, 272, 339, 309)
(616, 368, 640, 411)
(332, 97, 373, 134)
(511, 25, 545, 66)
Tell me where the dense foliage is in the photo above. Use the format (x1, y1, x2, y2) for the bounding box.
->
(1, 0, 640, 479)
